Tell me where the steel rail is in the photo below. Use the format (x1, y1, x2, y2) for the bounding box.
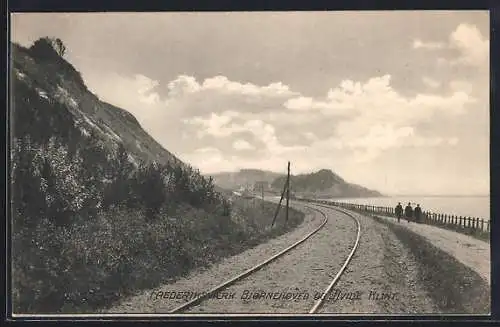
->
(169, 205, 329, 313)
(307, 203, 361, 313)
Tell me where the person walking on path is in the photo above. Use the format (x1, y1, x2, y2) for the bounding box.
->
(395, 202, 403, 223)
(405, 202, 413, 222)
(414, 204, 422, 223)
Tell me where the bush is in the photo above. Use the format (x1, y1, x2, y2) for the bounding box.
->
(29, 37, 61, 60)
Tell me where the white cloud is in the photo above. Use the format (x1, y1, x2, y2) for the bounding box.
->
(447, 137, 459, 146)
(414, 23, 488, 68)
(288, 74, 473, 128)
(202, 75, 297, 97)
(422, 76, 441, 89)
(184, 111, 241, 138)
(84, 69, 477, 184)
(412, 39, 445, 50)
(284, 95, 353, 114)
(285, 76, 396, 116)
(233, 139, 254, 150)
(182, 71, 475, 168)
(303, 132, 318, 141)
(164, 74, 297, 98)
(449, 23, 488, 68)
(167, 74, 201, 97)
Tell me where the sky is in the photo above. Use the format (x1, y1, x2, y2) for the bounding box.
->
(10, 11, 490, 196)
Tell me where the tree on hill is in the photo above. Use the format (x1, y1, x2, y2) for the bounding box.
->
(102, 143, 135, 208)
(30, 37, 66, 58)
(53, 38, 66, 57)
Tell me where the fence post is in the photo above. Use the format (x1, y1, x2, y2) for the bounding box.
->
(481, 219, 484, 232)
(487, 220, 490, 232)
(467, 217, 471, 229)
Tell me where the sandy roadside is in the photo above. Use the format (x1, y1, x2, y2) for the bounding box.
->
(374, 214, 490, 285)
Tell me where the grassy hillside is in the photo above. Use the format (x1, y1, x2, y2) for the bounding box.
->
(272, 169, 382, 198)
(10, 37, 305, 313)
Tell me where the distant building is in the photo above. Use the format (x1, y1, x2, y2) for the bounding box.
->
(253, 181, 270, 192)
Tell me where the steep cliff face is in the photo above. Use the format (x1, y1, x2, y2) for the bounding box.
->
(9, 38, 304, 314)
(10, 39, 230, 312)
(11, 41, 183, 167)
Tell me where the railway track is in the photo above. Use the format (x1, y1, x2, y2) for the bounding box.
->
(169, 203, 361, 314)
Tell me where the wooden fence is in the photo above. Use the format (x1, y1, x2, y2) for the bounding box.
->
(295, 197, 490, 237)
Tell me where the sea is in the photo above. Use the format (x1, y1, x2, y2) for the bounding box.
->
(321, 196, 491, 220)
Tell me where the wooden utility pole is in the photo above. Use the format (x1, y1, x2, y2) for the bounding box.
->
(271, 180, 287, 227)
(262, 183, 265, 203)
(285, 161, 290, 224)
(271, 161, 291, 227)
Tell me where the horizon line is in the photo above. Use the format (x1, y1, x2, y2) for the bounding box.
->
(383, 194, 490, 197)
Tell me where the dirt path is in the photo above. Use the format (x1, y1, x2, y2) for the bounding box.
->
(375, 214, 490, 285)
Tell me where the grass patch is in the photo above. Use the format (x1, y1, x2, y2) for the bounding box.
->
(12, 198, 304, 314)
(372, 216, 490, 314)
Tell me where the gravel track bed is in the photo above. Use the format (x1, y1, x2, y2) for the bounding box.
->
(184, 204, 358, 313)
(105, 202, 322, 313)
(317, 207, 437, 314)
